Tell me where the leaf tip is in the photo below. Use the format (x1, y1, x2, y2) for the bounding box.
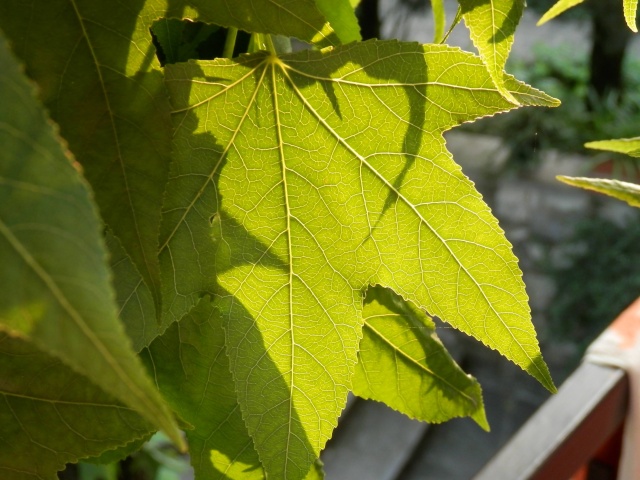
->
(528, 356, 557, 394)
(472, 407, 490, 432)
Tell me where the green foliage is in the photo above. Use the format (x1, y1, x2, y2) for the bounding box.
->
(540, 0, 640, 204)
(558, 176, 640, 207)
(539, 0, 637, 29)
(465, 44, 640, 168)
(460, 0, 525, 105)
(625, 0, 639, 32)
(0, 31, 181, 465)
(0, 1, 558, 479)
(585, 137, 640, 158)
(354, 286, 488, 429)
(537, 0, 585, 25)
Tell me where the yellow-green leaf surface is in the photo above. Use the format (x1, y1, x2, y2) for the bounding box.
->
(537, 0, 585, 25)
(162, 40, 556, 479)
(354, 286, 488, 429)
(141, 298, 324, 480)
(0, 333, 154, 480)
(0, 32, 182, 449)
(625, 0, 639, 32)
(557, 176, 640, 208)
(585, 137, 640, 158)
(144, 0, 338, 48)
(459, 0, 525, 104)
(0, 1, 174, 315)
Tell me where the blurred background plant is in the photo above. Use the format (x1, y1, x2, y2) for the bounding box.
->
(544, 214, 640, 352)
(462, 44, 640, 175)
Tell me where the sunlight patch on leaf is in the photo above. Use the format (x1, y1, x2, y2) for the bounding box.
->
(625, 0, 639, 32)
(432, 0, 447, 43)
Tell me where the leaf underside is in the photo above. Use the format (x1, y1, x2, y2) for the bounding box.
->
(585, 137, 640, 158)
(0, 333, 154, 480)
(141, 298, 326, 480)
(354, 286, 489, 430)
(0, 0, 563, 475)
(0, 29, 181, 458)
(144, 0, 339, 48)
(459, 0, 525, 105)
(0, 0, 175, 317)
(557, 176, 640, 208)
(161, 40, 556, 479)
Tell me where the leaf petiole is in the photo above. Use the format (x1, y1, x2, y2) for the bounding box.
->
(441, 5, 463, 44)
(248, 32, 266, 53)
(265, 34, 278, 55)
(222, 27, 238, 58)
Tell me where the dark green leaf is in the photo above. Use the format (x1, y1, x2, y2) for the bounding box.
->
(0, 31, 182, 449)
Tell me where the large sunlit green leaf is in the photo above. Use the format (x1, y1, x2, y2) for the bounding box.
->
(459, 0, 525, 104)
(585, 137, 640, 158)
(161, 40, 556, 479)
(0, 32, 182, 449)
(557, 176, 640, 208)
(537, 0, 585, 25)
(353, 286, 488, 429)
(0, 1, 174, 315)
(0, 333, 154, 480)
(625, 0, 639, 32)
(144, 0, 338, 48)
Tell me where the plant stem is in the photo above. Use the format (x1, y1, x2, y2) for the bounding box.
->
(265, 34, 277, 55)
(248, 32, 265, 53)
(223, 27, 238, 58)
(441, 5, 462, 44)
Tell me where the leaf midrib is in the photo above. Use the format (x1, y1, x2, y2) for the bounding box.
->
(0, 217, 159, 417)
(363, 314, 477, 406)
(276, 60, 543, 381)
(67, 0, 158, 298)
(270, 58, 299, 478)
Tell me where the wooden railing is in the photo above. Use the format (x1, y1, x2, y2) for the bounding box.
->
(474, 362, 628, 479)
(476, 297, 640, 480)
(321, 299, 640, 479)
